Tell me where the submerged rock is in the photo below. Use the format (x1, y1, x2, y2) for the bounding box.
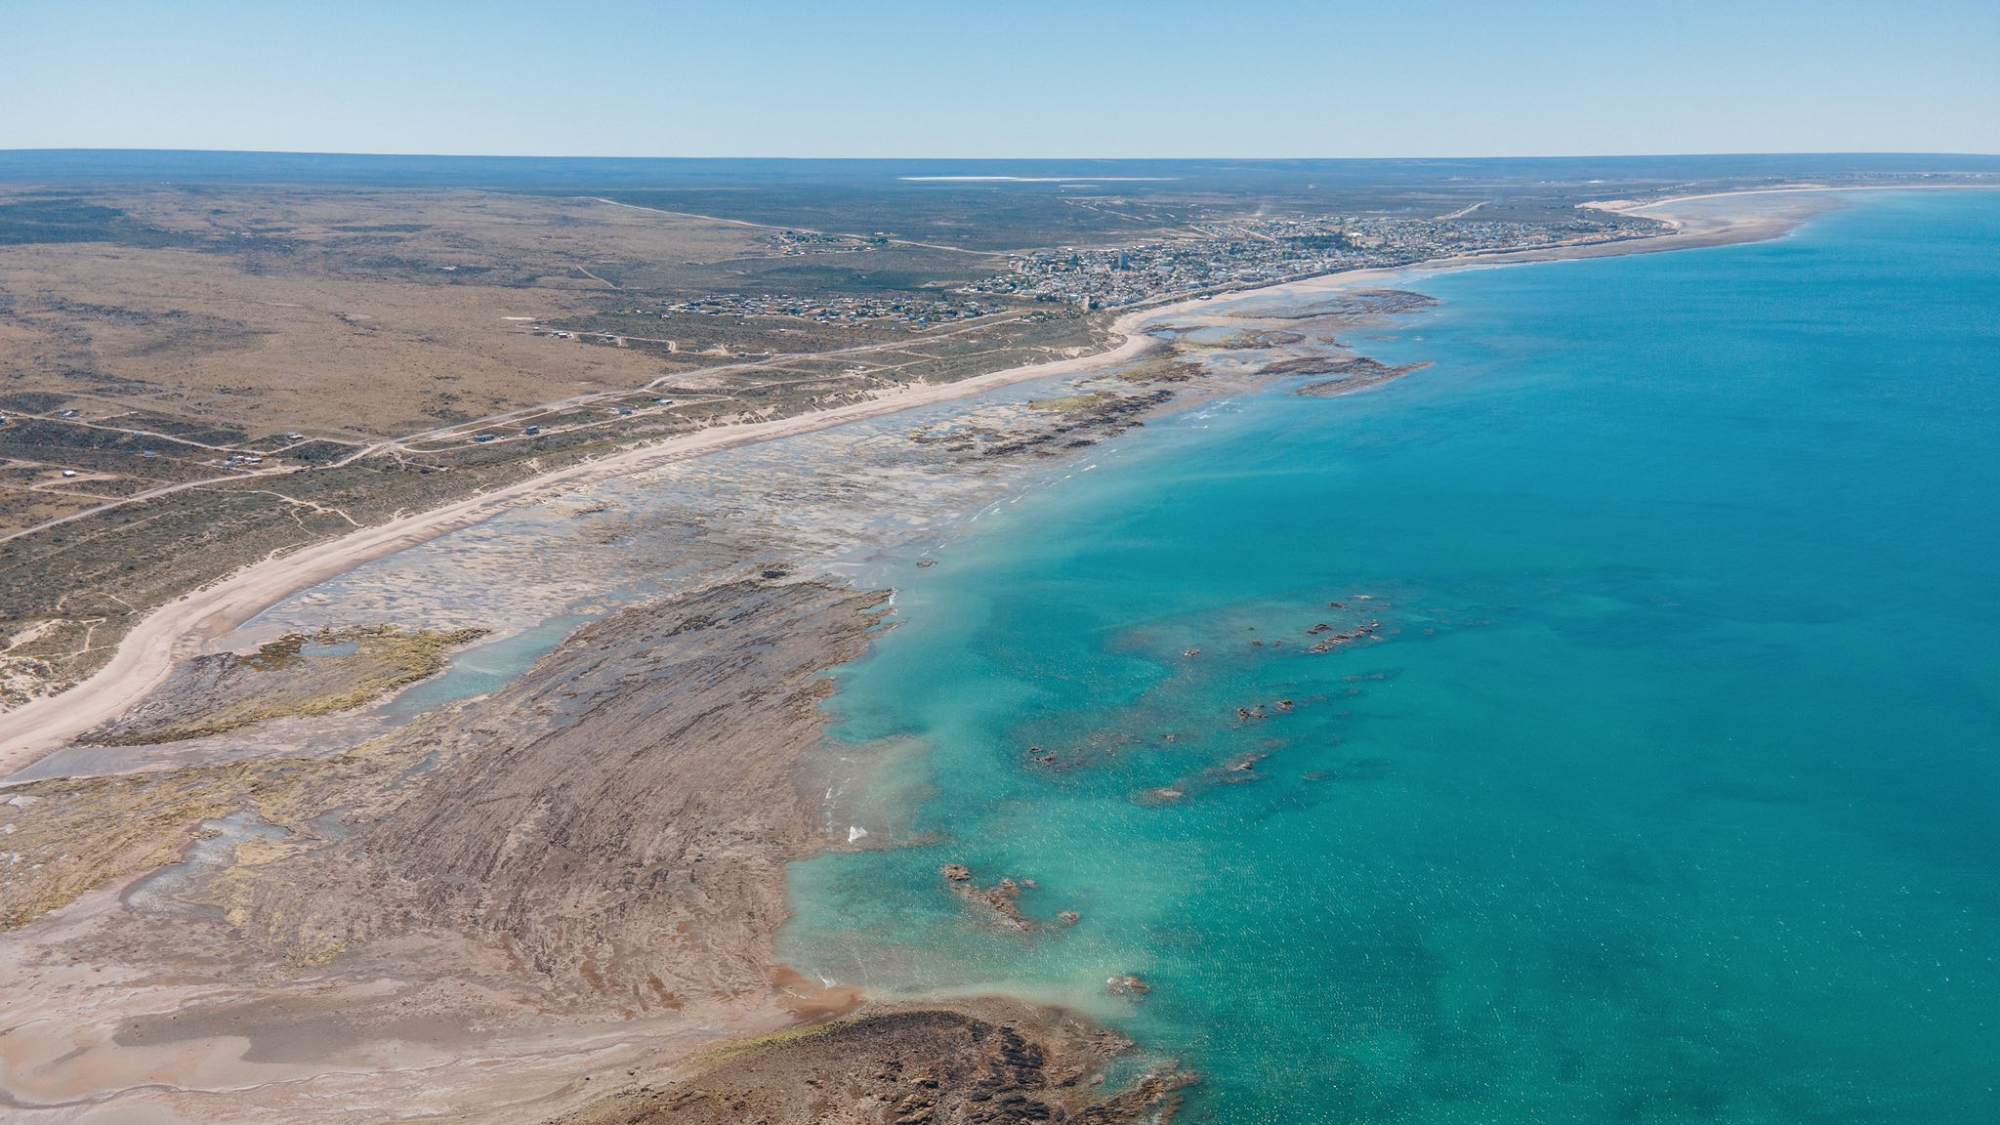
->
(982, 879, 1031, 930)
(1107, 975, 1152, 998)
(938, 866, 1034, 930)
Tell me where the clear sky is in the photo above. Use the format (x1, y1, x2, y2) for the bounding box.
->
(5, 0, 1996, 157)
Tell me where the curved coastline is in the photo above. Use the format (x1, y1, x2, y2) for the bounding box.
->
(3, 331, 1177, 778)
(0, 188, 1849, 784)
(0, 187, 1894, 1122)
(774, 189, 2000, 1121)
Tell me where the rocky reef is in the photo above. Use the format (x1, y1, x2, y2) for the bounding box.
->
(1277, 355, 1433, 396)
(547, 1003, 1193, 1125)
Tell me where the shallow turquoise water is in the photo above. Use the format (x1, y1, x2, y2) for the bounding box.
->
(782, 193, 2000, 1123)
(381, 615, 590, 716)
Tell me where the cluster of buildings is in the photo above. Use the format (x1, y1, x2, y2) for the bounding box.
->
(961, 213, 1646, 309)
(655, 293, 1000, 329)
(760, 229, 873, 256)
(646, 212, 1646, 331)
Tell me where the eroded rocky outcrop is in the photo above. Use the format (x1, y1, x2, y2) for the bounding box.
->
(547, 1004, 1194, 1125)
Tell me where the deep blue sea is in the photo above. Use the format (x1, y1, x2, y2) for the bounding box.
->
(781, 192, 2000, 1123)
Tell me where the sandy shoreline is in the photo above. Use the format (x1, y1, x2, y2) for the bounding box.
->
(1, 334, 1171, 778)
(0, 187, 1850, 783)
(0, 184, 1946, 1122)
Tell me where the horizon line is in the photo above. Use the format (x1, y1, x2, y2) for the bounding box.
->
(4, 147, 1999, 163)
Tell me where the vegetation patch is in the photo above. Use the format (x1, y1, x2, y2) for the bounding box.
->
(1114, 354, 1202, 384)
(0, 199, 195, 248)
(0, 731, 423, 935)
(0, 771, 239, 930)
(83, 624, 487, 746)
(1029, 390, 1119, 414)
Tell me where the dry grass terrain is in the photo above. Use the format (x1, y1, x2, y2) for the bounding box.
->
(0, 185, 1100, 703)
(0, 187, 1033, 442)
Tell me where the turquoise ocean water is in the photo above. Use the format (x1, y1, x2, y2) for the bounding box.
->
(781, 193, 2000, 1123)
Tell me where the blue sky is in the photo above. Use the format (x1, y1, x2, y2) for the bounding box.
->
(5, 0, 1996, 157)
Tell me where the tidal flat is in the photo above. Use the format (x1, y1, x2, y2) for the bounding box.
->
(0, 267, 1434, 1121)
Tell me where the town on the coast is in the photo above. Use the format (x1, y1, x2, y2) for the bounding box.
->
(638, 209, 1654, 328)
